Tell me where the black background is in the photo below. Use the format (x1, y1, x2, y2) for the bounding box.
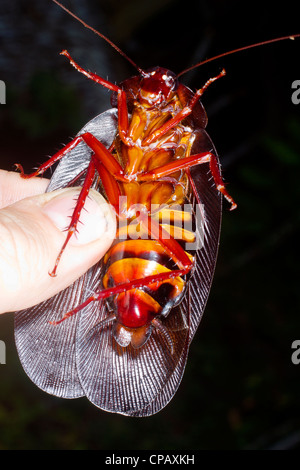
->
(0, 0, 300, 450)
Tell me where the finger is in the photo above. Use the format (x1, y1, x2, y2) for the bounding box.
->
(0, 170, 49, 209)
(0, 187, 116, 313)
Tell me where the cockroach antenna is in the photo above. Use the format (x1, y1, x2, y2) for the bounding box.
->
(178, 34, 300, 77)
(52, 0, 146, 75)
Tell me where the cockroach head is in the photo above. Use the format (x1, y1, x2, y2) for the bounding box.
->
(139, 67, 178, 106)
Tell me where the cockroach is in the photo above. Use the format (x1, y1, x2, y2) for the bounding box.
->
(14, 0, 300, 416)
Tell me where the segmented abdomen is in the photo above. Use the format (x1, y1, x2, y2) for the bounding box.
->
(102, 198, 195, 328)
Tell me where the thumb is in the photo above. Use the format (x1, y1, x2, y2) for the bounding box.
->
(0, 187, 116, 313)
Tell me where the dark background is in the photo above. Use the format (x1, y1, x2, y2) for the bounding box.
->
(0, 0, 300, 450)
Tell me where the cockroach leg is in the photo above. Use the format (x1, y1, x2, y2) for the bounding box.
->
(49, 159, 96, 277)
(60, 50, 120, 93)
(144, 215, 193, 271)
(208, 153, 237, 210)
(142, 69, 226, 146)
(49, 267, 191, 325)
(15, 135, 89, 178)
(139, 151, 237, 210)
(61, 50, 133, 146)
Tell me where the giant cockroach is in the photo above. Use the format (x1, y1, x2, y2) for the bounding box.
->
(14, 0, 300, 416)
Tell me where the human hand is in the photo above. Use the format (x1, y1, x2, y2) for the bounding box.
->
(0, 170, 116, 313)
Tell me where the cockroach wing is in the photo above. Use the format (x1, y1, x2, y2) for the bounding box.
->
(187, 128, 222, 341)
(75, 298, 190, 417)
(14, 109, 118, 399)
(14, 271, 94, 399)
(74, 126, 222, 416)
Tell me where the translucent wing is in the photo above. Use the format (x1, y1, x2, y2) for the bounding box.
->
(14, 109, 118, 399)
(75, 297, 189, 416)
(187, 128, 222, 341)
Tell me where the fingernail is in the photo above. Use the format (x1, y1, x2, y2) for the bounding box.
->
(42, 188, 116, 245)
